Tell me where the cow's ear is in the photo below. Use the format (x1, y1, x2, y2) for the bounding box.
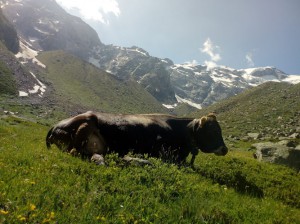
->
(199, 116, 207, 128)
(207, 113, 217, 120)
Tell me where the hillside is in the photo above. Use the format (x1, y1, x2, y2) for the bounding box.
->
(0, 115, 299, 223)
(193, 82, 300, 138)
(0, 43, 17, 95)
(37, 50, 166, 115)
(0, 8, 19, 53)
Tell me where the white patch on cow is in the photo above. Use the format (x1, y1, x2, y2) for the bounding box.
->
(126, 115, 153, 126)
(125, 115, 171, 129)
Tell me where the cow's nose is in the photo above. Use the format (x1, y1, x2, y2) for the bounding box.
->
(214, 145, 228, 156)
(222, 146, 228, 155)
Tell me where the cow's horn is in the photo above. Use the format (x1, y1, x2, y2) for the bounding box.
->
(199, 116, 207, 128)
(207, 113, 217, 120)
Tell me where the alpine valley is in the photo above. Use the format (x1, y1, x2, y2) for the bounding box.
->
(1, 1, 300, 223)
(1, 0, 300, 116)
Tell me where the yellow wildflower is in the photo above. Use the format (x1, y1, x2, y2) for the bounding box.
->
(17, 215, 27, 221)
(0, 209, 9, 215)
(42, 211, 55, 223)
(30, 204, 36, 211)
(42, 218, 50, 223)
(96, 216, 106, 221)
(49, 211, 55, 219)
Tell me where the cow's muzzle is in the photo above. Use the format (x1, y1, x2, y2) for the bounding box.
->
(213, 146, 228, 156)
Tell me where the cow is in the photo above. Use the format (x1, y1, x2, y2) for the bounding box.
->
(46, 111, 228, 166)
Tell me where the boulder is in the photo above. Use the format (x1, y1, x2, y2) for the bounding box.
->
(289, 133, 300, 139)
(247, 133, 262, 140)
(277, 140, 297, 147)
(253, 142, 300, 170)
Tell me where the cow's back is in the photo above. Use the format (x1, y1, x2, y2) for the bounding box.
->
(94, 113, 194, 159)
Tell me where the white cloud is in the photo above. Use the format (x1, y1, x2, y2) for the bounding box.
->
(201, 38, 221, 70)
(56, 0, 120, 24)
(245, 52, 255, 67)
(184, 59, 199, 66)
(204, 60, 218, 70)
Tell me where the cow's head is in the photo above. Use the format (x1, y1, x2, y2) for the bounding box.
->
(46, 111, 96, 151)
(189, 113, 228, 156)
(46, 123, 75, 152)
(46, 111, 107, 157)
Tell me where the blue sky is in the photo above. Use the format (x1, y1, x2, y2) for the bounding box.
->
(57, 0, 300, 74)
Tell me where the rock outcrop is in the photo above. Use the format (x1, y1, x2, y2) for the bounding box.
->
(253, 141, 300, 170)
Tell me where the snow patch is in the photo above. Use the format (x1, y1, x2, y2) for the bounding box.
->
(135, 49, 148, 56)
(211, 73, 233, 84)
(0, 1, 9, 8)
(179, 63, 197, 71)
(19, 91, 28, 97)
(29, 72, 46, 97)
(88, 57, 101, 68)
(175, 95, 202, 109)
(18, 72, 47, 98)
(282, 75, 300, 84)
(162, 103, 177, 109)
(28, 85, 40, 94)
(34, 26, 50, 35)
(15, 40, 46, 68)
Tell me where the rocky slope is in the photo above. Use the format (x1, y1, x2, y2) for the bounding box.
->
(0, 7, 18, 53)
(1, 0, 101, 59)
(89, 45, 176, 104)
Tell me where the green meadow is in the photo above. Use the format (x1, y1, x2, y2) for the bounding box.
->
(1, 116, 299, 223)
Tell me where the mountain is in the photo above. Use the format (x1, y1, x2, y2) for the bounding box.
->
(1, 0, 300, 113)
(170, 64, 300, 108)
(0, 0, 167, 118)
(90, 45, 300, 109)
(89, 45, 176, 104)
(1, 0, 101, 59)
(0, 7, 19, 53)
(1, 0, 176, 105)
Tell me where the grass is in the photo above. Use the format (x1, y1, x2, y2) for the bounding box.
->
(37, 51, 166, 114)
(1, 116, 300, 223)
(0, 60, 17, 96)
(193, 82, 300, 137)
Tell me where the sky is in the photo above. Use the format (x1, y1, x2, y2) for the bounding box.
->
(56, 0, 300, 74)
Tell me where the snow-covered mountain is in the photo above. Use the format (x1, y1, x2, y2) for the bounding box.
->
(1, 0, 101, 58)
(89, 44, 176, 104)
(169, 64, 300, 108)
(1, 0, 300, 110)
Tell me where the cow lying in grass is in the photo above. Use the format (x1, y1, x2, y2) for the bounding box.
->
(46, 111, 228, 166)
